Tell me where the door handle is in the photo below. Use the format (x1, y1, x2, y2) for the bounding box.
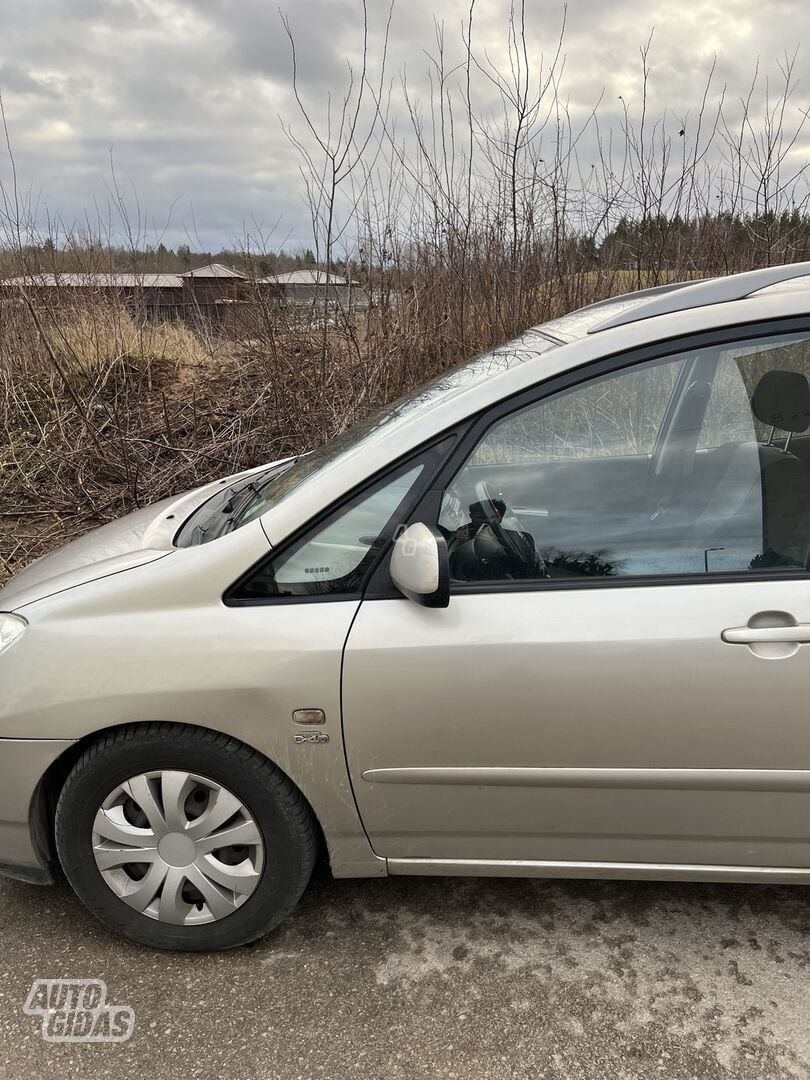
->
(722, 625, 810, 644)
(722, 611, 810, 658)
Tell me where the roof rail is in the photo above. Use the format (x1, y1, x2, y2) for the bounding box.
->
(588, 262, 810, 334)
(570, 276, 707, 317)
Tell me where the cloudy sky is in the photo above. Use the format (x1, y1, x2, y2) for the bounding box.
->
(0, 0, 808, 251)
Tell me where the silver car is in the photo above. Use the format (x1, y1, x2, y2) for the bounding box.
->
(3, 263, 810, 951)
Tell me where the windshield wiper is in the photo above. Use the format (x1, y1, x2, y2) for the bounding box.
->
(220, 481, 263, 533)
(176, 458, 299, 548)
(187, 479, 264, 545)
(216, 461, 298, 537)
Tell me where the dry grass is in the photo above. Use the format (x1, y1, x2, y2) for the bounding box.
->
(2, 302, 220, 371)
(55, 309, 217, 369)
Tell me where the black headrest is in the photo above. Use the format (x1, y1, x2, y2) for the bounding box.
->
(751, 370, 810, 433)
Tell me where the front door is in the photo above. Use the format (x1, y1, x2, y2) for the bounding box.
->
(343, 325, 810, 869)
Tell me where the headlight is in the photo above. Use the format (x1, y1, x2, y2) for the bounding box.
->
(0, 613, 27, 655)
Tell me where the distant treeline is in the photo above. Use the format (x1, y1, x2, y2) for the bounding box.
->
(3, 210, 810, 283)
(0, 242, 351, 279)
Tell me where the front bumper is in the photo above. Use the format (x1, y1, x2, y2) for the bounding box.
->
(0, 738, 76, 883)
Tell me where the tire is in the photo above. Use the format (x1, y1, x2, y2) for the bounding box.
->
(55, 724, 317, 951)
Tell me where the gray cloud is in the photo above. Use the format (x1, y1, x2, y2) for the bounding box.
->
(0, 0, 808, 250)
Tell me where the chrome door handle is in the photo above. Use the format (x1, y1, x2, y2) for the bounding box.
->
(722, 625, 810, 644)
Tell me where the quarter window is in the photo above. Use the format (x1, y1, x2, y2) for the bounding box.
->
(233, 464, 424, 599)
(439, 332, 810, 583)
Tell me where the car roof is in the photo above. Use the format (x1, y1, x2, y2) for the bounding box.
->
(539, 268, 810, 344)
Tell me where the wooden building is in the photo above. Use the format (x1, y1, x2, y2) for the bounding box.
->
(259, 269, 360, 306)
(0, 263, 250, 317)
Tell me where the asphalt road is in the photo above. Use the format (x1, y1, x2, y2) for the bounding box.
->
(0, 869, 808, 1079)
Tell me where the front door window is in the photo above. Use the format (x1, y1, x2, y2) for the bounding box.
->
(439, 332, 810, 582)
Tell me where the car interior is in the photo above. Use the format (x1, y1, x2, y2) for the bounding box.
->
(440, 344, 810, 581)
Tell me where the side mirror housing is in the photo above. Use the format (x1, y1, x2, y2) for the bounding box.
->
(389, 522, 450, 608)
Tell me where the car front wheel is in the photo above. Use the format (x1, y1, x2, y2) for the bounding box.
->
(55, 724, 317, 951)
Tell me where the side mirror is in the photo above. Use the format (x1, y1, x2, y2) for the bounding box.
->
(389, 522, 450, 608)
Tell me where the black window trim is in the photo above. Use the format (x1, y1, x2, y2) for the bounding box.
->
(222, 433, 462, 606)
(374, 315, 810, 599)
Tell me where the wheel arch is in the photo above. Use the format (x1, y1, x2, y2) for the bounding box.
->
(32, 720, 336, 878)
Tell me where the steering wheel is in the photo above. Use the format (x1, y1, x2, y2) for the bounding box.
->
(473, 480, 537, 573)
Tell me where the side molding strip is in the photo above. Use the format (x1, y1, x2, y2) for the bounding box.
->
(362, 766, 810, 792)
(387, 857, 810, 884)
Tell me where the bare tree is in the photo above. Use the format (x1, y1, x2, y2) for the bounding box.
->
(280, 0, 393, 375)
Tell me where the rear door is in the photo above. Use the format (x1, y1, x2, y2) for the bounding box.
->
(342, 323, 810, 871)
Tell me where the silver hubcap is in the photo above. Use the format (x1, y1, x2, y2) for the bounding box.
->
(92, 770, 264, 925)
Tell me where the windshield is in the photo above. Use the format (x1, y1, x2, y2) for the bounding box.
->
(232, 328, 557, 528)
